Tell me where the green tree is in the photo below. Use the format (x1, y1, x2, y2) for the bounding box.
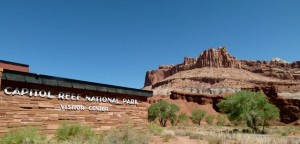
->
(148, 101, 180, 127)
(217, 90, 280, 133)
(191, 109, 206, 125)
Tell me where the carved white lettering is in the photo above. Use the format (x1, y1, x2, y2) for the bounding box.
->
(4, 87, 12, 95)
(12, 88, 20, 96)
(39, 90, 47, 97)
(88, 106, 108, 111)
(20, 88, 29, 96)
(60, 105, 85, 111)
(123, 98, 138, 105)
(58, 92, 65, 99)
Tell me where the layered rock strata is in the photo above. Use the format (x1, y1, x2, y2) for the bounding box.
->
(144, 47, 300, 124)
(145, 47, 300, 88)
(144, 47, 241, 87)
(167, 87, 300, 124)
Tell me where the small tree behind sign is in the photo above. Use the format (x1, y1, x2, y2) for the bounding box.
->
(191, 109, 206, 125)
(148, 101, 180, 127)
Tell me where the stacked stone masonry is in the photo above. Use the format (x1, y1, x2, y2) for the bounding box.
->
(0, 81, 150, 136)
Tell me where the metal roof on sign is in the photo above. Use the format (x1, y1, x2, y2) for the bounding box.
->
(2, 70, 152, 97)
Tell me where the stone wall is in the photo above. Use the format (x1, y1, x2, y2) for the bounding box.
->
(0, 81, 149, 136)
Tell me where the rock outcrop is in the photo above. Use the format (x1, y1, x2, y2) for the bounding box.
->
(241, 60, 300, 81)
(145, 47, 300, 87)
(196, 47, 241, 68)
(144, 47, 241, 87)
(144, 47, 300, 124)
(166, 87, 300, 124)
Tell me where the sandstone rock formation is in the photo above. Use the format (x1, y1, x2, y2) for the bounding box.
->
(240, 60, 300, 81)
(144, 47, 241, 87)
(196, 47, 241, 68)
(144, 47, 300, 124)
(145, 47, 300, 88)
(153, 87, 299, 124)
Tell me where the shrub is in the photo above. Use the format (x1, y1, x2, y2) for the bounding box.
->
(57, 136, 102, 144)
(205, 115, 215, 125)
(216, 114, 226, 126)
(162, 134, 173, 142)
(149, 122, 163, 135)
(177, 113, 189, 126)
(206, 135, 222, 144)
(191, 109, 206, 125)
(55, 122, 96, 141)
(1, 126, 46, 144)
(217, 90, 280, 133)
(170, 114, 177, 126)
(103, 124, 150, 144)
(148, 101, 180, 127)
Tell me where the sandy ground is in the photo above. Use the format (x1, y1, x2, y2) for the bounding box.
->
(150, 136, 207, 144)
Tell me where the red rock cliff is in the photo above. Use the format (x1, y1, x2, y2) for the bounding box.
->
(196, 47, 241, 68)
(144, 47, 240, 87)
(144, 47, 300, 87)
(144, 47, 300, 124)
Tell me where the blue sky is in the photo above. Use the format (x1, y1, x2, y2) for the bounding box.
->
(0, 0, 299, 88)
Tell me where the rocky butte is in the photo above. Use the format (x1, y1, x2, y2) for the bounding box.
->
(144, 47, 300, 124)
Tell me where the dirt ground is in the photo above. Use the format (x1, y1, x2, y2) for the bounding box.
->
(149, 126, 300, 144)
(150, 136, 207, 144)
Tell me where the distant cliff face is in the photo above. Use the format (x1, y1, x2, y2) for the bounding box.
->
(196, 48, 241, 68)
(144, 47, 300, 124)
(144, 47, 242, 87)
(240, 60, 300, 81)
(144, 47, 300, 88)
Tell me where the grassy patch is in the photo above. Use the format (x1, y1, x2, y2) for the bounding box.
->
(103, 124, 151, 144)
(55, 122, 97, 141)
(161, 134, 173, 142)
(205, 115, 215, 126)
(172, 125, 300, 144)
(149, 122, 163, 135)
(216, 114, 226, 126)
(1, 126, 47, 144)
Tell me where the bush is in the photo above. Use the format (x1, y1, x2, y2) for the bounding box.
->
(191, 109, 206, 125)
(170, 114, 177, 126)
(177, 113, 189, 126)
(55, 122, 96, 141)
(148, 101, 180, 127)
(205, 115, 215, 125)
(103, 124, 150, 144)
(57, 136, 102, 144)
(162, 134, 173, 142)
(1, 126, 46, 144)
(216, 114, 226, 126)
(149, 122, 163, 135)
(217, 90, 280, 133)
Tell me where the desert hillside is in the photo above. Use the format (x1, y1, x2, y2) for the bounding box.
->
(144, 47, 300, 124)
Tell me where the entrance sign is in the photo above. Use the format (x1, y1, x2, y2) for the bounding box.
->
(0, 65, 153, 136)
(4, 86, 138, 112)
(4, 87, 52, 98)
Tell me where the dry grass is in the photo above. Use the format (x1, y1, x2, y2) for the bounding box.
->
(172, 126, 300, 144)
(2, 123, 299, 144)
